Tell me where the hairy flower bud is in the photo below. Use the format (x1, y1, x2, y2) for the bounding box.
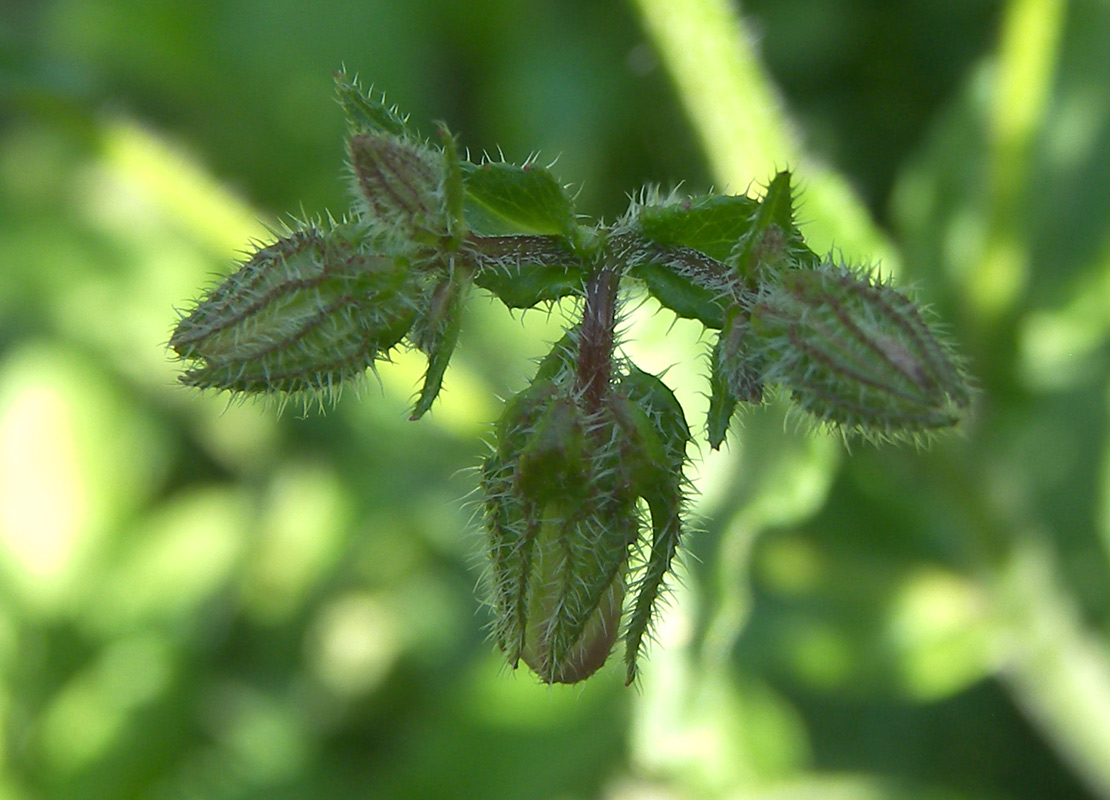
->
(348, 133, 444, 238)
(169, 223, 417, 402)
(481, 339, 691, 684)
(749, 264, 972, 439)
(481, 377, 636, 684)
(518, 507, 630, 684)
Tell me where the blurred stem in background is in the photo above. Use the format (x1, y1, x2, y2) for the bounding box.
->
(632, 0, 898, 269)
(977, 0, 1067, 325)
(633, 0, 1110, 796)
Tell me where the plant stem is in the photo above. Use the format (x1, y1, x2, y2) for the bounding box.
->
(630, 0, 899, 267)
(576, 265, 618, 414)
(994, 539, 1110, 799)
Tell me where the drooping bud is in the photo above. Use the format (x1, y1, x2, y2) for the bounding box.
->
(169, 222, 416, 403)
(518, 507, 631, 684)
(480, 332, 692, 684)
(749, 263, 972, 439)
(481, 373, 636, 684)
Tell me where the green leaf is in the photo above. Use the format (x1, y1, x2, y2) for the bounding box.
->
(706, 336, 738, 450)
(637, 193, 759, 261)
(460, 161, 577, 236)
(729, 170, 819, 277)
(624, 487, 682, 685)
(439, 125, 466, 236)
(618, 366, 690, 474)
(480, 450, 532, 665)
(634, 179, 820, 285)
(706, 307, 765, 448)
(333, 68, 412, 138)
(410, 277, 469, 420)
(533, 332, 578, 383)
(467, 235, 585, 308)
(610, 367, 690, 684)
(474, 262, 583, 309)
(758, 171, 795, 231)
(628, 257, 726, 329)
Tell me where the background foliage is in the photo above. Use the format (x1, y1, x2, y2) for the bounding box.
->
(2, 0, 1110, 798)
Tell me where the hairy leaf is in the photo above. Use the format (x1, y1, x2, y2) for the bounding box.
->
(461, 161, 577, 236)
(334, 68, 412, 138)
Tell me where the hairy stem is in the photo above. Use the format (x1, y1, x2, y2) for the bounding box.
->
(576, 265, 618, 414)
(463, 233, 577, 264)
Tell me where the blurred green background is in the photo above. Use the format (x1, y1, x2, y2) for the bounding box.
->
(3, 0, 1110, 797)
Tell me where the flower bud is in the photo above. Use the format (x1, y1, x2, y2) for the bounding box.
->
(169, 223, 416, 401)
(347, 133, 444, 238)
(518, 509, 628, 684)
(481, 346, 692, 684)
(481, 368, 642, 683)
(481, 380, 639, 683)
(749, 264, 972, 439)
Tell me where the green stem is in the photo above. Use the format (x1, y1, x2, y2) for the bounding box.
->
(629, 0, 796, 183)
(463, 233, 576, 263)
(993, 539, 1110, 799)
(629, 0, 899, 267)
